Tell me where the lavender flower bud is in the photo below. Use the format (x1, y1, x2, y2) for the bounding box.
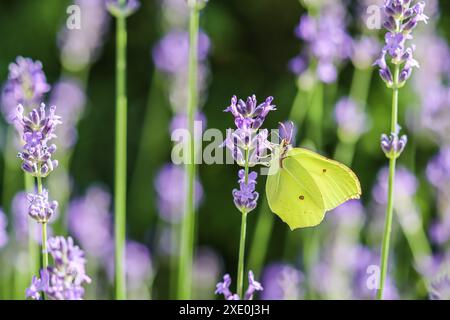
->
(232, 170, 259, 214)
(27, 189, 58, 224)
(380, 127, 408, 159)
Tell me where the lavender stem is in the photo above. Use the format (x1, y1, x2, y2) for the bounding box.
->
(377, 63, 399, 300)
(114, 2, 128, 300)
(236, 148, 250, 298)
(178, 0, 200, 299)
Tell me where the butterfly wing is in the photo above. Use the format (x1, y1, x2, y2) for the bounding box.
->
(266, 156, 326, 230)
(288, 148, 361, 211)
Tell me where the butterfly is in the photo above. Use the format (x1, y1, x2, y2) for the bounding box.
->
(266, 122, 362, 230)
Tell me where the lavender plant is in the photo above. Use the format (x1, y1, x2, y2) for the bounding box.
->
(26, 236, 91, 300)
(219, 94, 274, 298)
(12, 103, 61, 279)
(106, 0, 140, 300)
(373, 0, 427, 300)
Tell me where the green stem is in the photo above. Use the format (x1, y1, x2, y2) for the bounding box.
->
(377, 64, 400, 300)
(114, 12, 128, 300)
(237, 149, 250, 298)
(177, 2, 199, 300)
(36, 176, 48, 270)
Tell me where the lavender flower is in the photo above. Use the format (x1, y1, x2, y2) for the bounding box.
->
(372, 166, 418, 205)
(58, 0, 110, 71)
(380, 125, 407, 158)
(351, 36, 381, 70)
(232, 170, 259, 214)
(26, 236, 91, 300)
(154, 164, 203, 223)
(215, 271, 263, 300)
(426, 147, 450, 190)
(124, 241, 153, 291)
(223, 95, 274, 166)
(374, 0, 428, 88)
(225, 95, 276, 130)
(1, 56, 50, 119)
(68, 186, 113, 258)
(334, 97, 369, 139)
(0, 209, 8, 248)
(106, 0, 140, 18)
(27, 189, 58, 224)
(13, 103, 62, 177)
(193, 248, 222, 299)
(261, 263, 303, 300)
(291, 4, 352, 83)
(215, 274, 232, 299)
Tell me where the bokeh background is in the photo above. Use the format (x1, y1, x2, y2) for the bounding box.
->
(1, 0, 450, 300)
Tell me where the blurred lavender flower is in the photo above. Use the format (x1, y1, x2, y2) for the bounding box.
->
(104, 240, 153, 297)
(170, 112, 207, 134)
(1, 56, 50, 119)
(312, 244, 398, 299)
(232, 170, 259, 214)
(426, 148, 450, 245)
(152, 30, 211, 75)
(351, 36, 381, 70)
(49, 78, 86, 149)
(290, 3, 352, 83)
(193, 248, 222, 299)
(124, 241, 153, 291)
(427, 148, 450, 190)
(329, 199, 366, 229)
(58, 0, 110, 71)
(429, 274, 450, 300)
(26, 236, 91, 300)
(0, 209, 8, 248)
(27, 189, 58, 224)
(152, 29, 211, 112)
(215, 271, 263, 300)
(68, 186, 113, 258)
(372, 165, 417, 205)
(374, 0, 427, 87)
(334, 97, 369, 140)
(154, 164, 203, 223)
(13, 103, 62, 177)
(261, 263, 304, 300)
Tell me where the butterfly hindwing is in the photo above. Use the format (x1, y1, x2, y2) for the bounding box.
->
(288, 148, 362, 211)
